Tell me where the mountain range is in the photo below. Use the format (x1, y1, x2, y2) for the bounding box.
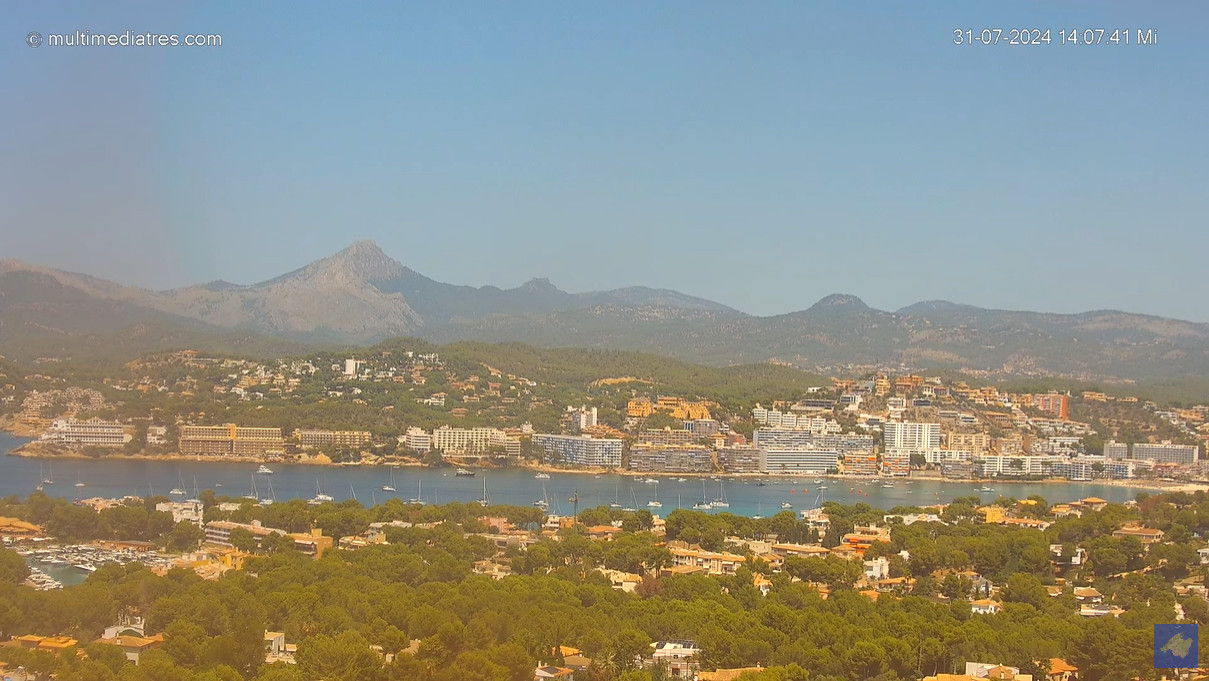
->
(2, 240, 1208, 381)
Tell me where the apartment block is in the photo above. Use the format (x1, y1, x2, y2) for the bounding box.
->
(430, 426, 511, 455)
(718, 447, 762, 473)
(295, 429, 372, 448)
(879, 450, 911, 477)
(179, 424, 284, 458)
(636, 428, 696, 447)
(760, 447, 840, 474)
(628, 445, 714, 473)
(1033, 393, 1070, 420)
(1131, 442, 1199, 464)
(843, 452, 879, 476)
(946, 432, 990, 453)
(1103, 441, 1130, 460)
(883, 422, 941, 450)
(41, 418, 131, 448)
(531, 434, 623, 468)
(754, 429, 875, 454)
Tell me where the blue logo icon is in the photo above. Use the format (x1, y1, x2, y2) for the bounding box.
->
(1155, 623, 1198, 668)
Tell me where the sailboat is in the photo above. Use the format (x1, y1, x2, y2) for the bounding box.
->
(170, 471, 186, 496)
(622, 487, 637, 513)
(647, 480, 662, 508)
(477, 477, 490, 507)
(74, 472, 85, 488)
(260, 479, 276, 506)
(41, 462, 54, 486)
(244, 474, 258, 501)
(609, 480, 622, 509)
(693, 480, 713, 510)
(382, 468, 397, 493)
(712, 480, 730, 508)
(349, 484, 358, 503)
(533, 481, 549, 509)
(309, 479, 333, 505)
(753, 501, 763, 520)
(408, 479, 425, 506)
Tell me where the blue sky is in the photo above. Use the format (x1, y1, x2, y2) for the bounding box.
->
(3, 2, 1206, 320)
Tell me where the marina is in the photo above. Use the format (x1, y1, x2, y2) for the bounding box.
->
(0, 434, 1163, 518)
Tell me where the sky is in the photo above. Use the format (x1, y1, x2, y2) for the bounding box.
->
(3, 2, 1206, 320)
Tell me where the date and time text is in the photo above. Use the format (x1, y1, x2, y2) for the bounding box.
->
(953, 28, 1158, 46)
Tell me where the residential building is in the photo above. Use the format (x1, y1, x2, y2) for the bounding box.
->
(204, 520, 333, 557)
(628, 446, 713, 473)
(635, 428, 696, 447)
(753, 430, 875, 454)
(1103, 441, 1130, 460)
(295, 429, 372, 448)
(947, 432, 991, 453)
(718, 447, 761, 473)
(880, 450, 911, 477)
(179, 424, 284, 458)
(760, 447, 840, 474)
(567, 406, 598, 432)
(531, 434, 623, 468)
(883, 422, 941, 450)
(1131, 442, 1199, 464)
(1033, 393, 1070, 420)
(686, 419, 722, 438)
(651, 640, 701, 679)
(155, 501, 203, 527)
(41, 418, 132, 448)
(843, 452, 878, 476)
(402, 427, 432, 453)
(431, 426, 513, 455)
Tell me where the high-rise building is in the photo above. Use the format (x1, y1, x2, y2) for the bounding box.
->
(1131, 442, 1199, 464)
(1033, 393, 1070, 420)
(628, 445, 713, 473)
(882, 422, 941, 451)
(1103, 441, 1130, 460)
(760, 447, 840, 474)
(531, 434, 623, 468)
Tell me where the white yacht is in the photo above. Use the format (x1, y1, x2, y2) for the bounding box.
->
(534, 472, 551, 479)
(257, 465, 273, 475)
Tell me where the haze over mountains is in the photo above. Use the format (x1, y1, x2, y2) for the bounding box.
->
(2, 241, 1208, 381)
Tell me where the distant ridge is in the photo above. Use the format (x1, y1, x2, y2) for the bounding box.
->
(3, 241, 1209, 381)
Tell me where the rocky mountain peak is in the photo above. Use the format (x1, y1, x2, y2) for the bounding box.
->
(312, 240, 405, 283)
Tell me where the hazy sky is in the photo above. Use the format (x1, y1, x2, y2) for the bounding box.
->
(3, 2, 1206, 320)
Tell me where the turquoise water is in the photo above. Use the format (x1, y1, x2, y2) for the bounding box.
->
(1, 433, 1153, 515)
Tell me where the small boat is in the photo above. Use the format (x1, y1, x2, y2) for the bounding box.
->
(712, 480, 730, 508)
(170, 487, 186, 496)
(647, 481, 663, 508)
(813, 479, 823, 485)
(477, 477, 490, 507)
(408, 480, 425, 506)
(534, 472, 551, 479)
(382, 468, 397, 493)
(309, 480, 334, 505)
(881, 483, 895, 489)
(257, 465, 274, 475)
(781, 502, 793, 509)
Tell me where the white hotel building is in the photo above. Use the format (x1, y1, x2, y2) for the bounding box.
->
(41, 418, 132, 448)
(531, 434, 623, 468)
